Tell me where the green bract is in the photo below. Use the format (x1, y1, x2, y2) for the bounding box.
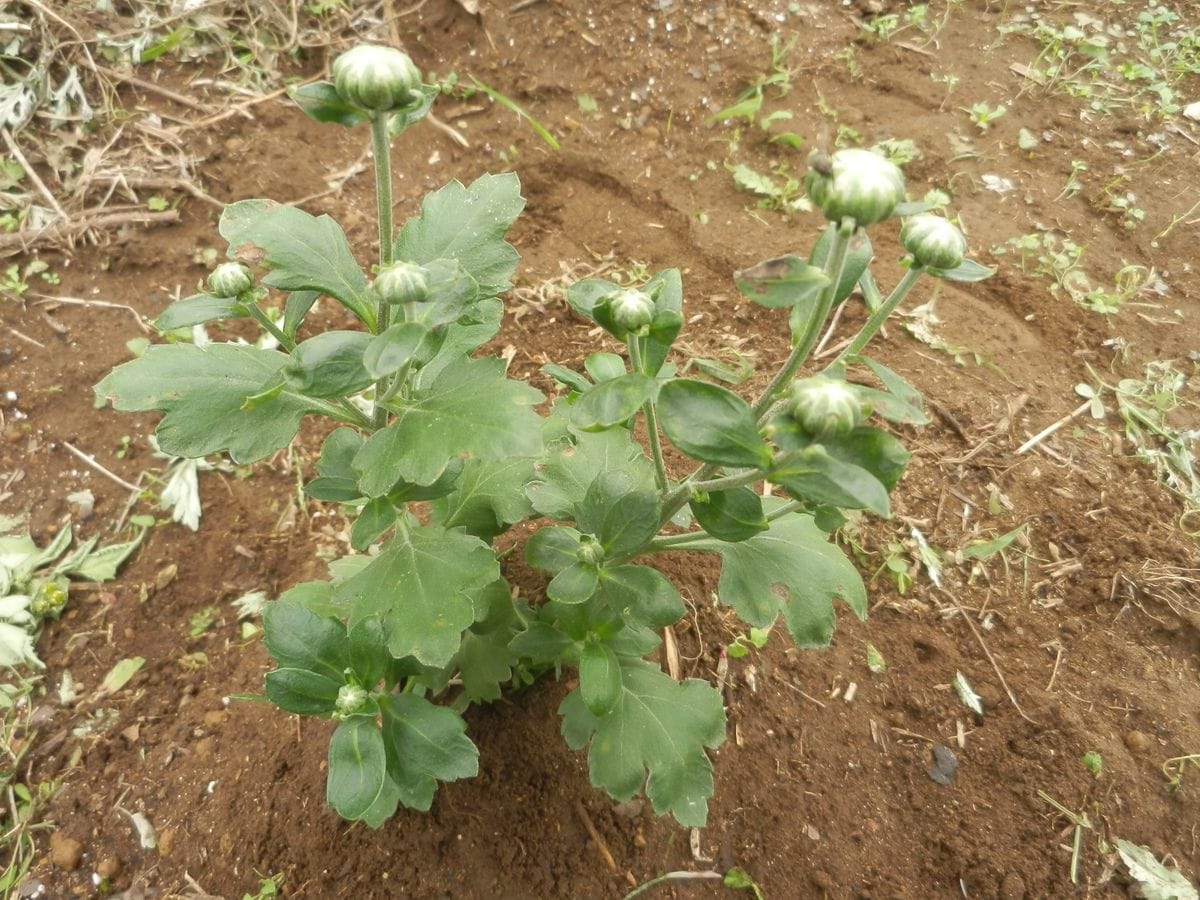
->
(806, 148, 906, 227)
(375, 261, 430, 304)
(901, 214, 968, 270)
(207, 261, 254, 297)
(96, 41, 991, 834)
(332, 44, 423, 113)
(789, 375, 865, 439)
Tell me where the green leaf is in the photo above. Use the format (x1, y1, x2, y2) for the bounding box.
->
(961, 524, 1027, 561)
(595, 488, 661, 556)
(379, 693, 478, 811)
(859, 357, 924, 410)
(452, 626, 517, 703)
(363, 322, 435, 379)
(526, 430, 656, 521)
(657, 379, 771, 468)
(263, 600, 349, 678)
(305, 428, 365, 502)
(392, 174, 525, 297)
(283, 290, 319, 340)
(579, 640, 621, 716)
(571, 374, 656, 432)
(510, 621, 574, 666)
(706, 92, 763, 124)
(542, 363, 591, 394)
(334, 525, 499, 667)
(327, 718, 389, 820)
(772, 422, 909, 497)
(220, 201, 373, 326)
(64, 531, 145, 581)
(402, 259, 481, 328)
(810, 226, 874, 304)
(289, 81, 371, 127)
(690, 503, 867, 648)
(154, 293, 249, 331)
(690, 487, 769, 542)
(852, 386, 928, 426)
(526, 526, 583, 574)
(355, 356, 543, 494)
(548, 562, 600, 604)
(559, 659, 725, 826)
(585, 352, 626, 383)
(386, 85, 439, 137)
(429, 456, 535, 542)
(733, 256, 829, 309)
(282, 330, 374, 398)
(769, 445, 891, 516)
(350, 498, 397, 551)
(100, 656, 145, 694)
(641, 269, 684, 377)
(935, 258, 995, 282)
(1115, 839, 1199, 900)
(95, 343, 320, 463)
(415, 298, 503, 387)
(264, 667, 344, 716)
(595, 564, 684, 628)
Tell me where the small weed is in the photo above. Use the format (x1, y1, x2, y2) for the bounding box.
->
(189, 606, 219, 637)
(1055, 159, 1088, 200)
(727, 626, 771, 659)
(964, 101, 1007, 131)
(1082, 751, 1103, 777)
(991, 233, 1152, 314)
(0, 677, 59, 894)
(242, 871, 284, 900)
(1162, 754, 1200, 793)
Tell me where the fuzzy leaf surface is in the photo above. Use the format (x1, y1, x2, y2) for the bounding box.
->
(380, 693, 479, 811)
(560, 659, 725, 826)
(691, 502, 867, 648)
(527, 430, 656, 521)
(220, 200, 373, 325)
(392, 174, 525, 297)
(333, 525, 498, 667)
(354, 356, 543, 495)
(430, 456, 535, 542)
(95, 343, 319, 463)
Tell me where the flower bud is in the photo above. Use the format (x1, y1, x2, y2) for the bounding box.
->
(608, 288, 655, 333)
(207, 262, 254, 298)
(30, 581, 67, 619)
(374, 261, 430, 304)
(789, 375, 865, 439)
(901, 214, 967, 270)
(332, 44, 423, 113)
(805, 148, 906, 228)
(334, 684, 370, 718)
(577, 535, 606, 567)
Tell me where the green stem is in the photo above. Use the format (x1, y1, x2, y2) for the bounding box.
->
(306, 397, 372, 429)
(370, 113, 396, 430)
(751, 220, 855, 423)
(765, 499, 802, 521)
(247, 305, 293, 352)
(824, 265, 924, 371)
(688, 467, 764, 496)
(644, 530, 710, 552)
(628, 338, 669, 490)
(622, 871, 723, 900)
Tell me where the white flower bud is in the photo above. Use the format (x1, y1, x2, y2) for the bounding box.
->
(806, 149, 906, 228)
(790, 376, 865, 439)
(207, 262, 254, 298)
(608, 288, 655, 333)
(332, 45, 423, 113)
(374, 261, 430, 304)
(901, 214, 968, 270)
(334, 684, 370, 718)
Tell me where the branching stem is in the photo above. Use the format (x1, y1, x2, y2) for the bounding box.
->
(825, 265, 924, 370)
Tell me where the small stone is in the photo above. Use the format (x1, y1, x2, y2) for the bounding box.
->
(157, 827, 175, 858)
(1000, 871, 1026, 900)
(49, 831, 83, 870)
(97, 856, 121, 879)
(195, 737, 216, 760)
(1124, 730, 1151, 754)
(202, 710, 228, 729)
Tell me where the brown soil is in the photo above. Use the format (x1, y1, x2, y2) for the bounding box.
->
(5, 1, 1199, 898)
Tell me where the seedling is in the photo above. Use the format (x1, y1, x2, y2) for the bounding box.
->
(1163, 754, 1200, 793)
(727, 626, 771, 659)
(964, 101, 1007, 131)
(96, 44, 992, 829)
(1082, 751, 1103, 777)
(188, 605, 219, 637)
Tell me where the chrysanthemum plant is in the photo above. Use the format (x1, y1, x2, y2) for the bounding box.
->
(96, 45, 991, 827)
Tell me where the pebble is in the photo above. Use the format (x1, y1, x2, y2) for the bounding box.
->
(1000, 872, 1026, 899)
(157, 827, 176, 858)
(1123, 730, 1151, 754)
(49, 831, 83, 870)
(202, 710, 228, 729)
(97, 856, 122, 879)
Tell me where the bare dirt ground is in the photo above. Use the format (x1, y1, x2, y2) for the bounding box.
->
(3, 1, 1199, 897)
